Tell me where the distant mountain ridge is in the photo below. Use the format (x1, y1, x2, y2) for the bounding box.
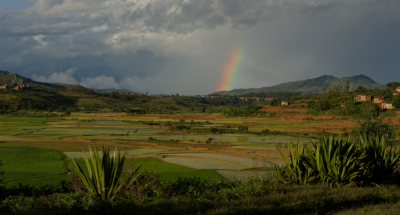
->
(212, 75, 386, 95)
(0, 70, 85, 90)
(0, 70, 141, 93)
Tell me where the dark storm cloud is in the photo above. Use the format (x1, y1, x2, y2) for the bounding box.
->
(0, 0, 399, 94)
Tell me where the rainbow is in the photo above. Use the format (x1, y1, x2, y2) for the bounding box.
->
(217, 43, 245, 92)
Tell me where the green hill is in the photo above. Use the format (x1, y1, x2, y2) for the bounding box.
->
(0, 70, 84, 90)
(94, 88, 141, 94)
(213, 75, 386, 95)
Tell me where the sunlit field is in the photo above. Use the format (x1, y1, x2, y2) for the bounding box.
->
(2, 108, 396, 186)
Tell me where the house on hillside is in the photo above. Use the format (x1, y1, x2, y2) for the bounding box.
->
(281, 101, 289, 106)
(396, 86, 400, 93)
(374, 96, 384, 104)
(354, 94, 371, 102)
(139, 93, 143, 95)
(14, 85, 21, 91)
(381, 101, 395, 110)
(0, 84, 9, 89)
(393, 91, 400, 96)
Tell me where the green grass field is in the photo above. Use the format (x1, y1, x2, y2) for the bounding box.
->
(0, 146, 68, 187)
(0, 145, 224, 188)
(70, 157, 224, 182)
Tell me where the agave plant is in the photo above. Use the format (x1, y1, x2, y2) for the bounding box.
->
(302, 136, 366, 187)
(359, 136, 400, 184)
(71, 145, 143, 201)
(275, 136, 400, 187)
(275, 142, 315, 184)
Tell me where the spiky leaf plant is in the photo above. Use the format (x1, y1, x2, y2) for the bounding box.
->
(360, 136, 400, 184)
(71, 145, 142, 201)
(275, 143, 315, 184)
(275, 136, 400, 187)
(303, 136, 366, 187)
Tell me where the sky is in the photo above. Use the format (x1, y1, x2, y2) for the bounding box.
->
(0, 0, 399, 95)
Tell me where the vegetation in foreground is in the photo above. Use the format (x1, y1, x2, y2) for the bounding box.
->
(1, 136, 400, 214)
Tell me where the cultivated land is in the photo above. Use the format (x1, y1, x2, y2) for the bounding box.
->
(1, 107, 399, 186)
(2, 82, 400, 214)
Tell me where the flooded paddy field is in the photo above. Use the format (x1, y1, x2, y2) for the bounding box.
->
(0, 112, 368, 185)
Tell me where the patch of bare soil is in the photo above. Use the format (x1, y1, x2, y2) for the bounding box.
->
(63, 138, 91, 142)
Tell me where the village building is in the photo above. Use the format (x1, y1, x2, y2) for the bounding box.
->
(265, 97, 274, 101)
(0, 84, 9, 89)
(14, 85, 21, 91)
(281, 101, 289, 106)
(393, 91, 400, 96)
(354, 94, 371, 102)
(139, 93, 143, 95)
(374, 96, 384, 104)
(381, 101, 395, 110)
(396, 86, 400, 93)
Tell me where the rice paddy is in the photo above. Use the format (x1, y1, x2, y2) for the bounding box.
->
(0, 111, 390, 185)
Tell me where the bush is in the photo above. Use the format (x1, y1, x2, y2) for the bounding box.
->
(275, 136, 400, 187)
(0, 159, 3, 187)
(71, 146, 143, 201)
(356, 119, 395, 139)
(238, 126, 249, 133)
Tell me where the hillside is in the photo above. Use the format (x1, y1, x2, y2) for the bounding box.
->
(94, 88, 141, 94)
(0, 70, 85, 90)
(213, 75, 386, 95)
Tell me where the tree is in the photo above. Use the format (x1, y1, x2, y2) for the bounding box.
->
(393, 101, 400, 109)
(386, 82, 400, 91)
(238, 125, 248, 133)
(356, 119, 395, 140)
(210, 127, 219, 134)
(269, 98, 279, 106)
(345, 80, 350, 93)
(355, 86, 367, 94)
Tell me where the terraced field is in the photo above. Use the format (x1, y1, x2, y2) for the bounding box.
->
(1, 110, 398, 186)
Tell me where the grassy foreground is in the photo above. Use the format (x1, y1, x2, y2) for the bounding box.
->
(0, 146, 224, 188)
(2, 182, 400, 214)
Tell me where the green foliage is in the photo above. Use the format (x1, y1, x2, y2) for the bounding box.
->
(356, 119, 395, 139)
(275, 136, 400, 187)
(0, 146, 67, 188)
(386, 82, 400, 91)
(269, 98, 279, 106)
(0, 159, 4, 186)
(223, 105, 262, 117)
(71, 145, 143, 201)
(237, 125, 249, 133)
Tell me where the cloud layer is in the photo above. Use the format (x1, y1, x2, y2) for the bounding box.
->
(1, 0, 400, 94)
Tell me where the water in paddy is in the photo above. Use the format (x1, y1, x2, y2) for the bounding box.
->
(90, 121, 124, 125)
(23, 129, 37, 131)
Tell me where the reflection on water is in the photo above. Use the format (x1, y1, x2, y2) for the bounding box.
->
(91, 121, 124, 125)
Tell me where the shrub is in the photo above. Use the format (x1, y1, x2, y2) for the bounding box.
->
(71, 145, 143, 201)
(275, 136, 400, 187)
(0, 159, 3, 187)
(356, 119, 395, 139)
(238, 126, 249, 133)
